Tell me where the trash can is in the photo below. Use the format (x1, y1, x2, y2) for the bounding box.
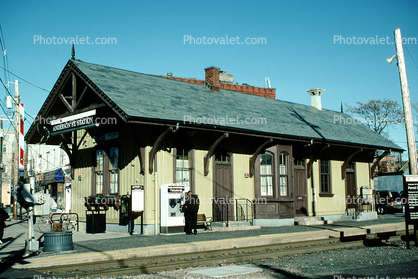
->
(86, 210, 106, 233)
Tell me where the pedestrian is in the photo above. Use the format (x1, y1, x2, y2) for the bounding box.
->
(0, 206, 9, 244)
(184, 191, 199, 235)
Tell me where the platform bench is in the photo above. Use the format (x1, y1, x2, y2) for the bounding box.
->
(197, 214, 212, 231)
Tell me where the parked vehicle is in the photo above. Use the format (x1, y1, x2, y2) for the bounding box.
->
(374, 190, 403, 214)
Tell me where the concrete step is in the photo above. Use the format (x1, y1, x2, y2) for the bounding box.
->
(228, 221, 253, 227)
(211, 221, 253, 227)
(294, 216, 333, 226)
(211, 225, 261, 232)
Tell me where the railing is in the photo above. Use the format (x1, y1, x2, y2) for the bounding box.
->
(356, 201, 375, 213)
(212, 199, 229, 227)
(236, 198, 254, 225)
(50, 212, 79, 231)
(345, 195, 375, 219)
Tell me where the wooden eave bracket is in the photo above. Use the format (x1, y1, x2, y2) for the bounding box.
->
(74, 85, 88, 111)
(341, 148, 363, 180)
(149, 127, 174, 174)
(307, 144, 330, 179)
(59, 94, 73, 112)
(249, 138, 274, 177)
(204, 133, 229, 176)
(370, 150, 390, 178)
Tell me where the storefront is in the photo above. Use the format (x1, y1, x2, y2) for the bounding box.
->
(42, 168, 71, 212)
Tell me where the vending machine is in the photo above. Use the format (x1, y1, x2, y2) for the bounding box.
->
(160, 183, 189, 233)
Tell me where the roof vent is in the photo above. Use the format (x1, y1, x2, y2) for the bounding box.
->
(307, 88, 325, 110)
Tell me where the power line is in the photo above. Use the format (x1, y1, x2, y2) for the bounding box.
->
(0, 26, 37, 123)
(404, 44, 418, 73)
(26, 143, 68, 172)
(0, 25, 12, 95)
(0, 65, 50, 93)
(0, 76, 35, 122)
(0, 78, 18, 134)
(0, 80, 65, 171)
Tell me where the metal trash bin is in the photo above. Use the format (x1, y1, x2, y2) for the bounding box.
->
(86, 210, 106, 233)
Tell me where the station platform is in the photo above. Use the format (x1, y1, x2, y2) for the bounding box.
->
(0, 214, 412, 272)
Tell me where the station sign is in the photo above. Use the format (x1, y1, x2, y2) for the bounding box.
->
(50, 109, 98, 135)
(403, 175, 418, 225)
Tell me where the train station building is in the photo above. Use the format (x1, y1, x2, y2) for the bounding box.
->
(25, 56, 402, 234)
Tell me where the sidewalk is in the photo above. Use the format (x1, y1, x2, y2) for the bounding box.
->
(0, 218, 132, 261)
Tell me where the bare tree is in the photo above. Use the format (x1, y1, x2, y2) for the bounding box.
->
(345, 99, 402, 136)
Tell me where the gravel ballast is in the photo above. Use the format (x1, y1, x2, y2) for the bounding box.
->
(117, 240, 418, 279)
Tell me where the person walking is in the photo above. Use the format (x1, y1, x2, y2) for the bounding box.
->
(0, 206, 9, 244)
(184, 191, 200, 235)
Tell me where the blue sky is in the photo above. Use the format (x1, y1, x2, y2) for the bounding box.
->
(1, 0, 418, 155)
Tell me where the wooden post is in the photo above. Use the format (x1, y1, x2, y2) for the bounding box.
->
(394, 28, 417, 175)
(0, 120, 3, 206)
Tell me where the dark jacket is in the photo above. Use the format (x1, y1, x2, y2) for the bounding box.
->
(184, 194, 200, 213)
(0, 208, 8, 228)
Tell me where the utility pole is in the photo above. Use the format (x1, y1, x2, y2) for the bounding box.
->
(13, 80, 19, 218)
(394, 28, 417, 175)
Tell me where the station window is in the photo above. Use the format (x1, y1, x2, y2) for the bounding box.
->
(95, 149, 104, 195)
(93, 147, 119, 195)
(175, 147, 193, 189)
(320, 160, 331, 194)
(279, 153, 289, 197)
(215, 152, 231, 163)
(109, 147, 119, 194)
(260, 152, 274, 196)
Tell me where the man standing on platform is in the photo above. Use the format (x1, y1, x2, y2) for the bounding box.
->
(184, 191, 199, 235)
(0, 206, 9, 244)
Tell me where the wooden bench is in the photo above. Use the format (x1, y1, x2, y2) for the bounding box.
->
(197, 214, 212, 231)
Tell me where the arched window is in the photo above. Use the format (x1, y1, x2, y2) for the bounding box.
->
(93, 146, 119, 195)
(279, 153, 288, 196)
(260, 152, 273, 196)
(95, 149, 104, 195)
(109, 147, 119, 194)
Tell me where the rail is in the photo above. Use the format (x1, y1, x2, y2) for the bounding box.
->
(236, 198, 253, 224)
(212, 199, 229, 227)
(28, 232, 411, 277)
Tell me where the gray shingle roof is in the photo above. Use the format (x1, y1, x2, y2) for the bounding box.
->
(71, 60, 402, 151)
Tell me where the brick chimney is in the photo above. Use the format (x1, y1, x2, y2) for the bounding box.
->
(205, 67, 220, 92)
(307, 88, 325, 110)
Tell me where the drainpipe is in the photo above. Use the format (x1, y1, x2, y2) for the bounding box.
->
(311, 159, 316, 217)
(154, 152, 158, 235)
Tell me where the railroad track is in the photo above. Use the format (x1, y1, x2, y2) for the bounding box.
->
(30, 233, 407, 278)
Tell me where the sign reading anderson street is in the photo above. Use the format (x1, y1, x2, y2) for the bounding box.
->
(403, 175, 418, 225)
(50, 110, 97, 135)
